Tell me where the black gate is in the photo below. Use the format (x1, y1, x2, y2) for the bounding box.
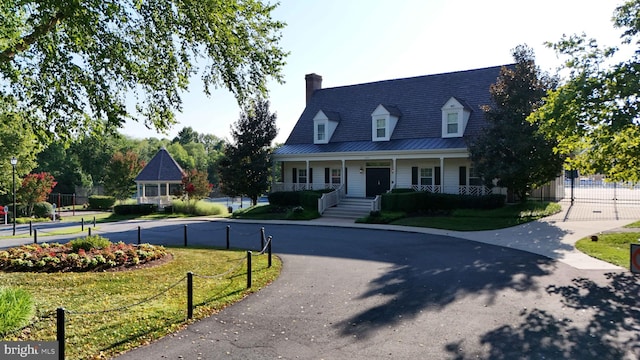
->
(565, 172, 640, 203)
(366, 168, 390, 197)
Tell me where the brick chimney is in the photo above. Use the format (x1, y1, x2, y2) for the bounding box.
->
(305, 73, 322, 105)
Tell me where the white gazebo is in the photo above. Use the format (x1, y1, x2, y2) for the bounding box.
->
(134, 147, 184, 208)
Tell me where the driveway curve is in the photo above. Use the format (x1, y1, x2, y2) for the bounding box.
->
(105, 220, 639, 360)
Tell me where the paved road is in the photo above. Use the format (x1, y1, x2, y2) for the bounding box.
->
(1, 216, 638, 359)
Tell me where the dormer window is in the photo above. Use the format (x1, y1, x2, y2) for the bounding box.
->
(371, 104, 401, 142)
(317, 123, 326, 141)
(442, 97, 471, 138)
(313, 110, 340, 144)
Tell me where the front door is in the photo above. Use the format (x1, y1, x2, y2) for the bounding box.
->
(366, 168, 390, 197)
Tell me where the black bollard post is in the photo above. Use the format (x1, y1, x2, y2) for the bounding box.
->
(260, 227, 265, 250)
(247, 251, 252, 289)
(268, 236, 272, 268)
(57, 307, 65, 360)
(184, 225, 188, 247)
(81, 218, 84, 232)
(88, 227, 92, 236)
(29, 221, 32, 236)
(33, 229, 37, 244)
(187, 272, 193, 320)
(137, 226, 141, 245)
(226, 225, 230, 250)
(93, 216, 96, 227)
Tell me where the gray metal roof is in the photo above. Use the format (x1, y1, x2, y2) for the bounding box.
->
(135, 147, 184, 182)
(276, 137, 467, 155)
(276, 65, 508, 155)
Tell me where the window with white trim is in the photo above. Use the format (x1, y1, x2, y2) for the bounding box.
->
(446, 112, 459, 134)
(316, 123, 326, 142)
(298, 169, 307, 184)
(420, 168, 433, 185)
(469, 166, 482, 186)
(376, 118, 386, 138)
(331, 168, 341, 184)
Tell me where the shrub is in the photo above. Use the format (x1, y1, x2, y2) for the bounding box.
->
(70, 235, 112, 252)
(171, 199, 228, 216)
(381, 192, 506, 213)
(113, 204, 157, 215)
(88, 195, 116, 210)
(32, 202, 53, 218)
(0, 287, 35, 336)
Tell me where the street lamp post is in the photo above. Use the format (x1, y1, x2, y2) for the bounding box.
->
(10, 157, 17, 236)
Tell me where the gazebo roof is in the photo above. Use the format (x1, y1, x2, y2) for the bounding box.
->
(135, 147, 184, 182)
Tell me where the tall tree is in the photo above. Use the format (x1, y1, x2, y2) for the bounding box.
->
(0, 109, 40, 203)
(530, 0, 640, 182)
(103, 151, 146, 200)
(469, 45, 564, 201)
(173, 127, 200, 146)
(0, 0, 287, 142)
(219, 99, 278, 205)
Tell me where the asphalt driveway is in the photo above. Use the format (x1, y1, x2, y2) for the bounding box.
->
(101, 220, 639, 360)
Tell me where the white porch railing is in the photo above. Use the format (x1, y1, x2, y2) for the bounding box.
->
(137, 196, 173, 208)
(412, 185, 493, 196)
(271, 182, 342, 193)
(372, 195, 382, 212)
(317, 185, 345, 214)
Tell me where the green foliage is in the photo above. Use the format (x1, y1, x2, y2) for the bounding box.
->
(357, 211, 407, 224)
(171, 199, 227, 216)
(389, 201, 561, 231)
(17, 172, 57, 216)
(0, 0, 287, 143)
(70, 235, 113, 252)
(0, 111, 40, 203)
(381, 192, 506, 213)
(469, 45, 564, 201)
(531, 0, 640, 181)
(88, 195, 116, 210)
(268, 190, 330, 208)
(0, 287, 35, 336)
(219, 99, 278, 205)
(32, 202, 53, 219)
(0, 248, 280, 359)
(104, 151, 146, 200)
(113, 204, 158, 215)
(181, 169, 213, 201)
(575, 232, 639, 269)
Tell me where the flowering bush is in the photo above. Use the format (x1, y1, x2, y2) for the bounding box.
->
(0, 239, 167, 272)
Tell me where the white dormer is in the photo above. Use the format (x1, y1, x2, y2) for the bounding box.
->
(441, 97, 471, 138)
(313, 110, 340, 144)
(371, 104, 401, 142)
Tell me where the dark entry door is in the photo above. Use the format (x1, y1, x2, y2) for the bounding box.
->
(366, 168, 390, 197)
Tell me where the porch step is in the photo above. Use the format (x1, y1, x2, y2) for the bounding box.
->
(321, 197, 373, 220)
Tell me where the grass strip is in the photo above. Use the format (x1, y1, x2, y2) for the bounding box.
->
(1, 247, 281, 359)
(575, 232, 640, 269)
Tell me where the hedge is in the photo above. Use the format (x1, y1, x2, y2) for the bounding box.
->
(88, 196, 116, 210)
(381, 192, 505, 213)
(268, 190, 333, 209)
(113, 204, 158, 215)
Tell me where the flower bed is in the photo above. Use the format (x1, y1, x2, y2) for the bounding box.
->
(0, 238, 168, 272)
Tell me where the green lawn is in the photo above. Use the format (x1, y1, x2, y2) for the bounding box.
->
(383, 201, 562, 231)
(575, 232, 640, 269)
(1, 247, 281, 359)
(232, 204, 319, 220)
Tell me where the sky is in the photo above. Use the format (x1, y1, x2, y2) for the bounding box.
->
(120, 0, 631, 144)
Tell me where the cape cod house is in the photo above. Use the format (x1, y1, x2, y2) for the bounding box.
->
(272, 65, 512, 215)
(135, 147, 184, 208)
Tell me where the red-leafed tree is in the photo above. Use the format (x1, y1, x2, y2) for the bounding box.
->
(181, 169, 213, 202)
(17, 172, 57, 216)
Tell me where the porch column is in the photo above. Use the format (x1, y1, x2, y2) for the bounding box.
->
(392, 158, 397, 191)
(439, 157, 444, 193)
(306, 160, 310, 189)
(341, 159, 345, 186)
